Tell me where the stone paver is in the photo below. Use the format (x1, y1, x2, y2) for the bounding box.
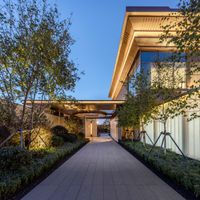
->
(22, 137, 185, 200)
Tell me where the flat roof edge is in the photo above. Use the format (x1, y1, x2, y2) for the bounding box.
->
(126, 6, 178, 12)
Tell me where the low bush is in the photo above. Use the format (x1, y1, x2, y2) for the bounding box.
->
(51, 126, 68, 135)
(0, 126, 11, 142)
(63, 133, 77, 143)
(120, 141, 200, 198)
(0, 139, 87, 200)
(51, 126, 77, 143)
(31, 148, 49, 159)
(77, 132, 84, 139)
(51, 135, 64, 147)
(0, 146, 32, 170)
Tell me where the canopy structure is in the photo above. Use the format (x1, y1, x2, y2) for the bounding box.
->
(26, 100, 124, 119)
(26, 100, 124, 138)
(109, 6, 179, 99)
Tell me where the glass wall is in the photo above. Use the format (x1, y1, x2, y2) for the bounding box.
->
(128, 51, 187, 92)
(128, 54, 141, 94)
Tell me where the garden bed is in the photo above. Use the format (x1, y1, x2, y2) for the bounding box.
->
(0, 139, 88, 200)
(119, 140, 200, 199)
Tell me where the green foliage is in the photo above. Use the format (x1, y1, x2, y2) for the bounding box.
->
(0, 147, 32, 170)
(117, 71, 157, 129)
(56, 133, 77, 143)
(0, 103, 19, 134)
(50, 126, 77, 143)
(117, 96, 140, 128)
(51, 125, 68, 135)
(151, 59, 188, 123)
(160, 0, 200, 119)
(121, 141, 200, 198)
(98, 119, 110, 133)
(0, 0, 80, 147)
(0, 140, 87, 200)
(64, 133, 77, 143)
(64, 116, 83, 134)
(77, 132, 85, 139)
(51, 135, 64, 147)
(161, 0, 200, 60)
(31, 148, 49, 159)
(0, 126, 11, 143)
(0, 0, 79, 101)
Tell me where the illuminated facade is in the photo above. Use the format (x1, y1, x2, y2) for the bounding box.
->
(109, 7, 200, 160)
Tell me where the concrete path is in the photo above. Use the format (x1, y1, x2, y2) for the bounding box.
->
(22, 137, 184, 200)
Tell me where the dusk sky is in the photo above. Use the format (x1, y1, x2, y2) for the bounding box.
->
(55, 0, 180, 100)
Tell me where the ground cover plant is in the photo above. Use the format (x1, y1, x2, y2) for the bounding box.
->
(0, 139, 87, 200)
(120, 140, 200, 198)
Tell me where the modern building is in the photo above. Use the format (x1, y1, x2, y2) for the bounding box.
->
(109, 6, 200, 160)
(26, 6, 200, 161)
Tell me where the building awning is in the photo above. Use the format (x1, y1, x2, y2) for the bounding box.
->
(109, 6, 181, 100)
(26, 100, 124, 119)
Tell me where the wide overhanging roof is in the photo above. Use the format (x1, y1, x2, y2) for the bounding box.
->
(26, 100, 124, 119)
(109, 6, 180, 99)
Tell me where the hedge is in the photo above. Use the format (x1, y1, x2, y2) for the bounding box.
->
(0, 140, 88, 200)
(120, 141, 200, 198)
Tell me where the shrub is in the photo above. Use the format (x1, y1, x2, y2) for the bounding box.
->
(51, 126, 68, 136)
(77, 132, 84, 139)
(121, 141, 200, 198)
(31, 148, 49, 159)
(0, 146, 32, 170)
(51, 135, 64, 147)
(0, 140, 87, 200)
(61, 133, 77, 143)
(0, 126, 11, 140)
(50, 126, 77, 143)
(8, 132, 21, 146)
(64, 116, 83, 134)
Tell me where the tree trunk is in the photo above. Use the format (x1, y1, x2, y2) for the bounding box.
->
(19, 90, 30, 148)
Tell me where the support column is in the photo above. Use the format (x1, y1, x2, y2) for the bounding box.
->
(110, 117, 120, 141)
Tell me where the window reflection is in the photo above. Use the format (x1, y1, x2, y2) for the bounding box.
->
(127, 51, 188, 92)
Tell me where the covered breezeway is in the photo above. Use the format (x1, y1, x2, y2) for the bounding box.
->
(26, 100, 124, 141)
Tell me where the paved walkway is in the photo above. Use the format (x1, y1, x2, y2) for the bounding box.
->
(23, 137, 184, 200)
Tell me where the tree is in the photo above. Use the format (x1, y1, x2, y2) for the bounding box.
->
(149, 56, 188, 155)
(117, 71, 157, 144)
(97, 119, 110, 134)
(64, 116, 83, 134)
(0, 0, 80, 148)
(160, 0, 200, 120)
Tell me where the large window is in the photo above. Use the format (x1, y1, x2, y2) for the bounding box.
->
(141, 51, 187, 89)
(127, 51, 187, 94)
(128, 54, 141, 94)
(141, 52, 174, 73)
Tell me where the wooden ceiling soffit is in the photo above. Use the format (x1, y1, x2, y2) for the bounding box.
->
(109, 13, 180, 99)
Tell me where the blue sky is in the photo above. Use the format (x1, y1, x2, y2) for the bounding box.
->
(54, 0, 180, 100)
